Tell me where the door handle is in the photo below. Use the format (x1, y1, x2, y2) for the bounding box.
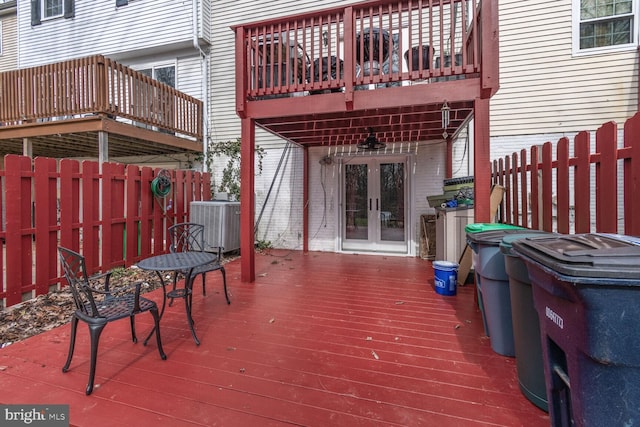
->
(376, 198, 379, 211)
(369, 198, 372, 211)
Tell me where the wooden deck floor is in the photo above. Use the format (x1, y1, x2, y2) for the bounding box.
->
(0, 251, 549, 426)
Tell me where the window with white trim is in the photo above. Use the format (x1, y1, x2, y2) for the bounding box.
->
(139, 65, 176, 88)
(43, 0, 63, 19)
(573, 0, 638, 53)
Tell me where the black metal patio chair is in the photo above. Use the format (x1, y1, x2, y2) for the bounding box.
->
(58, 247, 166, 395)
(168, 222, 230, 305)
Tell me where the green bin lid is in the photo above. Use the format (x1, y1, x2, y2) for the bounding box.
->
(464, 223, 524, 234)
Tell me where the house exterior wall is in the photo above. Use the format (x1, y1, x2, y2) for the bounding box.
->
(0, 0, 17, 72)
(490, 0, 638, 147)
(17, 0, 210, 67)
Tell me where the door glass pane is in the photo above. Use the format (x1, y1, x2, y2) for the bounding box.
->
(380, 162, 404, 242)
(345, 164, 368, 240)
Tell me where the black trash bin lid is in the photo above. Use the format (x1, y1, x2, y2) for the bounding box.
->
(512, 233, 640, 281)
(499, 231, 556, 256)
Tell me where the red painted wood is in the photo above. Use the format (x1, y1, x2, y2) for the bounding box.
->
(530, 145, 540, 230)
(34, 157, 58, 296)
(125, 164, 140, 265)
(574, 131, 591, 233)
(511, 152, 519, 226)
(241, 117, 256, 282)
(174, 169, 186, 226)
(82, 160, 100, 274)
(556, 137, 570, 234)
(4, 155, 33, 305)
(103, 162, 126, 270)
(473, 98, 490, 223)
(504, 156, 511, 223)
(624, 113, 640, 235)
(151, 169, 165, 255)
(520, 149, 528, 228)
(0, 252, 549, 426)
(139, 167, 153, 258)
(595, 121, 618, 233)
(481, 0, 500, 98)
(59, 159, 81, 254)
(541, 142, 553, 232)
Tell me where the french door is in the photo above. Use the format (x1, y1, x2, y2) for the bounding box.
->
(341, 157, 408, 253)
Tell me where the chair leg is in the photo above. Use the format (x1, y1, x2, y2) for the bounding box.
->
(129, 316, 137, 343)
(62, 315, 79, 374)
(221, 267, 230, 305)
(150, 307, 167, 360)
(86, 322, 107, 395)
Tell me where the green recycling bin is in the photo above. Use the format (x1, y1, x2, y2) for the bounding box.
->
(500, 232, 555, 412)
(465, 223, 524, 356)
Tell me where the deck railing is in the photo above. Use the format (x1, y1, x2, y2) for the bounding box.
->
(0, 55, 203, 140)
(492, 113, 640, 236)
(237, 0, 483, 100)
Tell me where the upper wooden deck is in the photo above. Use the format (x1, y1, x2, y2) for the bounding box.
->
(234, 0, 498, 147)
(0, 55, 203, 159)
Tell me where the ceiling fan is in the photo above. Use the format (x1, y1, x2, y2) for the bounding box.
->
(357, 128, 386, 150)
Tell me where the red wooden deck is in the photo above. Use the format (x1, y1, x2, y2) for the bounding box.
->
(0, 251, 549, 426)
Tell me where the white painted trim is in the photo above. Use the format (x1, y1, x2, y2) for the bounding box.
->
(571, 0, 639, 57)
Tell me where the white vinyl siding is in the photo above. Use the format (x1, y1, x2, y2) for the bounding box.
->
(18, 0, 206, 67)
(491, 0, 638, 138)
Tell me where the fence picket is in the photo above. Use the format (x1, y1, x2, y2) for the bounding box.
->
(624, 113, 640, 235)
(595, 122, 618, 233)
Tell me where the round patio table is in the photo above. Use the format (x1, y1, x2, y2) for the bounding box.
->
(137, 251, 216, 345)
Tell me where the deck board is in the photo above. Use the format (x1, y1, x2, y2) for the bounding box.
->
(0, 251, 549, 426)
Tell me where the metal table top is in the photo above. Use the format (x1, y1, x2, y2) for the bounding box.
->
(137, 251, 216, 272)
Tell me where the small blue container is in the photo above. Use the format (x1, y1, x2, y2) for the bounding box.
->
(433, 261, 459, 296)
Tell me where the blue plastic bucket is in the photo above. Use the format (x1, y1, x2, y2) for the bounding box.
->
(434, 261, 459, 296)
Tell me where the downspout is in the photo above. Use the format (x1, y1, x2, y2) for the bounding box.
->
(192, 0, 209, 171)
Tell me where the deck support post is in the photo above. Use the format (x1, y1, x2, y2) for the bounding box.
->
(240, 116, 256, 282)
(474, 98, 491, 223)
(98, 131, 109, 169)
(22, 138, 33, 158)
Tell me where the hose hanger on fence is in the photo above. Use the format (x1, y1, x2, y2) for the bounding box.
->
(151, 169, 172, 198)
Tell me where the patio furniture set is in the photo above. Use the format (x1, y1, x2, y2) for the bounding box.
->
(57, 222, 230, 395)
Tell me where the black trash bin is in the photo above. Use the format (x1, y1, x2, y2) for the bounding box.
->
(465, 223, 524, 356)
(501, 232, 556, 412)
(513, 233, 640, 427)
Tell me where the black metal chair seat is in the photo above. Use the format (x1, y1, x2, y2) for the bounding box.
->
(58, 247, 166, 395)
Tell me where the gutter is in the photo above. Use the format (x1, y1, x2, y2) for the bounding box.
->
(192, 0, 210, 170)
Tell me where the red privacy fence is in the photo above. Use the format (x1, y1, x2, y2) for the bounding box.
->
(0, 155, 211, 308)
(492, 113, 640, 237)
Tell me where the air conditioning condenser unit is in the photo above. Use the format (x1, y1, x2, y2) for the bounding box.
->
(189, 201, 241, 252)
